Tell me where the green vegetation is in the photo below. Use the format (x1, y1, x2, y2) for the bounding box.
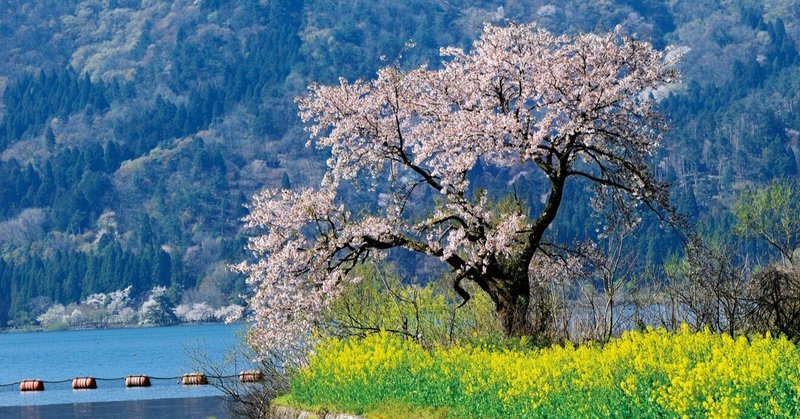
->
(320, 264, 501, 346)
(287, 328, 800, 418)
(734, 179, 800, 263)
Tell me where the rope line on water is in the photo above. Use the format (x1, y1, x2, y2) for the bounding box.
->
(94, 376, 132, 381)
(146, 375, 185, 381)
(40, 378, 74, 384)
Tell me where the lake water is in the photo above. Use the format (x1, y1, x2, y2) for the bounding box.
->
(0, 323, 247, 407)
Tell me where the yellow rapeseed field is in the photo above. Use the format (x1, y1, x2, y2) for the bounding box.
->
(290, 326, 800, 418)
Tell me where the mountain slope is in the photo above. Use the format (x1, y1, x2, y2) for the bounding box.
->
(1, 0, 799, 327)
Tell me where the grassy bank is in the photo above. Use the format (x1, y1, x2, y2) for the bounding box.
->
(285, 327, 800, 418)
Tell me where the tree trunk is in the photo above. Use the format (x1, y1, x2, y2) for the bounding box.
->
(490, 266, 553, 338)
(496, 276, 530, 336)
(469, 257, 559, 338)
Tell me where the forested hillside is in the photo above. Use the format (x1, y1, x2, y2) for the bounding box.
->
(1, 0, 799, 328)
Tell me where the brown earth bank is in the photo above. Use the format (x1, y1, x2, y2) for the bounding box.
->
(270, 405, 364, 419)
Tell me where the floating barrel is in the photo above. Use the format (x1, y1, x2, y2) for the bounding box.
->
(181, 373, 208, 385)
(125, 375, 151, 387)
(239, 370, 264, 383)
(19, 380, 44, 392)
(72, 377, 97, 390)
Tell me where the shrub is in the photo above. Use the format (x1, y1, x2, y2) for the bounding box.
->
(319, 264, 502, 347)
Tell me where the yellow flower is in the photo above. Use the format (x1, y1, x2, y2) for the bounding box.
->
(293, 326, 800, 417)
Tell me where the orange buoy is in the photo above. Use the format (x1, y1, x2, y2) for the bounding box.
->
(19, 380, 44, 392)
(239, 370, 264, 383)
(125, 375, 151, 387)
(181, 373, 208, 385)
(72, 377, 97, 390)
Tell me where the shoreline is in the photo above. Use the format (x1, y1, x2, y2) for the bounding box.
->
(0, 396, 230, 418)
(0, 320, 243, 334)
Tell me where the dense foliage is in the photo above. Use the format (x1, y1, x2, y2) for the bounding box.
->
(289, 327, 800, 418)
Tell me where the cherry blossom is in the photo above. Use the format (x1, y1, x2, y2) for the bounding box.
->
(239, 22, 680, 354)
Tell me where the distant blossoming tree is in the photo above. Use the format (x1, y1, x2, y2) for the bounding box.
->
(236, 23, 680, 354)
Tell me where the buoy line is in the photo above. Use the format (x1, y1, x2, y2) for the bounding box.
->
(1, 371, 263, 392)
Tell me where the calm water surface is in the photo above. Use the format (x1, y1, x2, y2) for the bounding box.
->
(0, 323, 246, 406)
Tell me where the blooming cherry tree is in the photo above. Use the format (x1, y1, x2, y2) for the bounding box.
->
(236, 23, 680, 353)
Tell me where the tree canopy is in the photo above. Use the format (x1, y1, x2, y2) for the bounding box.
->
(237, 23, 680, 354)
(734, 179, 800, 264)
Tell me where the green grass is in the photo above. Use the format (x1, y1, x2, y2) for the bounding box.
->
(284, 328, 800, 418)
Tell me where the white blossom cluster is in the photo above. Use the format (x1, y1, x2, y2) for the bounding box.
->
(173, 302, 244, 323)
(36, 285, 244, 329)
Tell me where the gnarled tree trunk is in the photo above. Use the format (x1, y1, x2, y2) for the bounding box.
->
(495, 274, 532, 336)
(483, 263, 553, 338)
